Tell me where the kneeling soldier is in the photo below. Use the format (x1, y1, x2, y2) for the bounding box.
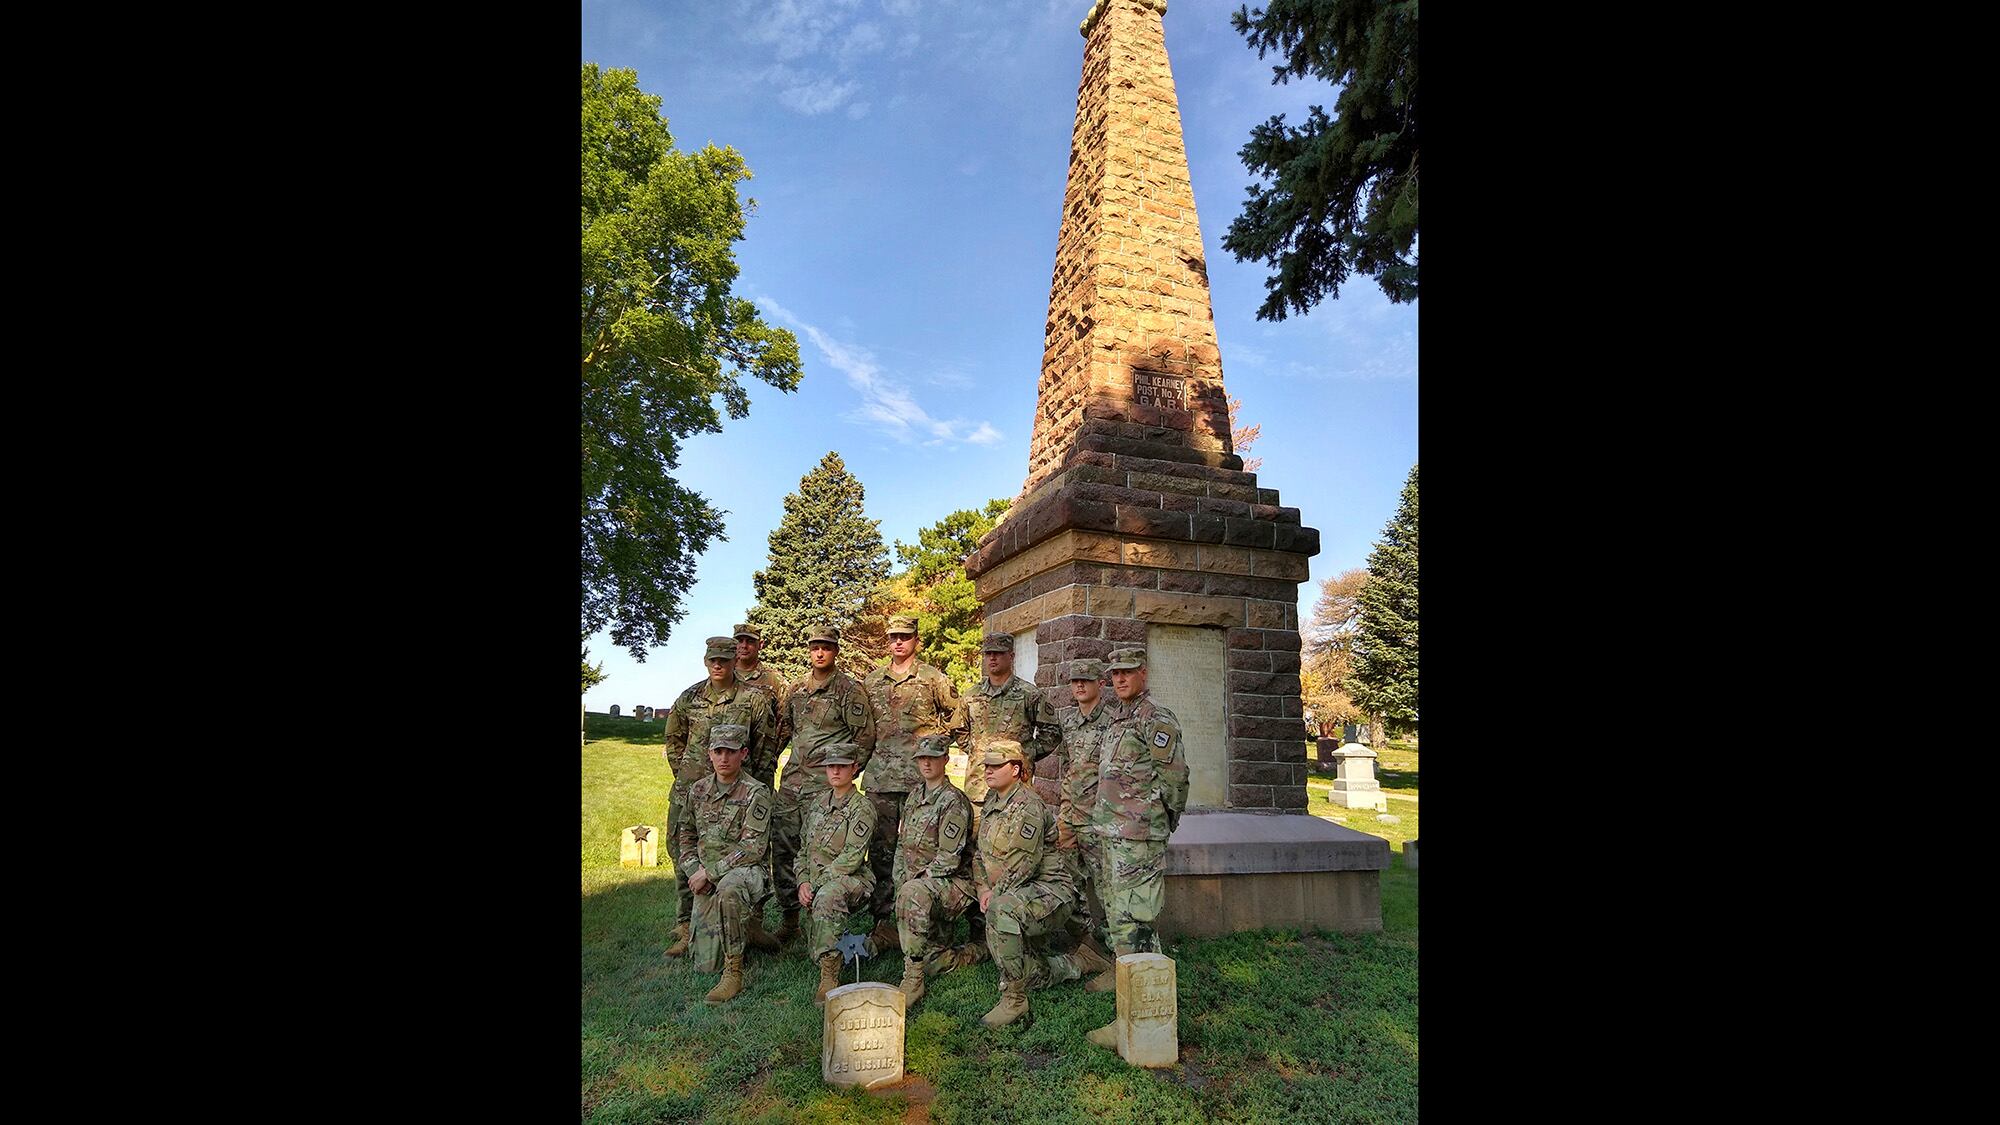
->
(975, 739, 1110, 1029)
(672, 723, 775, 1005)
(798, 742, 876, 1006)
(894, 735, 976, 1006)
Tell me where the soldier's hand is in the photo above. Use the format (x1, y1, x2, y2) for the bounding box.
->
(799, 884, 815, 907)
(689, 868, 713, 895)
(979, 888, 992, 912)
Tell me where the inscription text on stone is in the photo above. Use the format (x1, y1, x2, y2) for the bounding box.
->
(1133, 371, 1186, 410)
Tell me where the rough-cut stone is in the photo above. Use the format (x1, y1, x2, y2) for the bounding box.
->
(822, 983, 905, 1089)
(1114, 953, 1178, 1068)
(620, 825, 660, 868)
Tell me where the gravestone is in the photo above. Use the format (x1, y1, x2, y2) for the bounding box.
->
(1329, 743, 1389, 812)
(1114, 952, 1178, 1067)
(1406, 838, 1419, 869)
(620, 825, 659, 867)
(1316, 736, 1339, 771)
(609, 704, 620, 717)
(822, 982, 904, 1089)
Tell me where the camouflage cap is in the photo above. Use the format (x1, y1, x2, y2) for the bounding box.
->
(914, 734, 952, 758)
(980, 739, 1027, 767)
(819, 742, 862, 767)
(732, 623, 761, 641)
(1106, 647, 1147, 671)
(886, 614, 919, 636)
(980, 632, 1015, 654)
(704, 637, 736, 660)
(807, 624, 841, 645)
(708, 724, 750, 751)
(1068, 658, 1107, 682)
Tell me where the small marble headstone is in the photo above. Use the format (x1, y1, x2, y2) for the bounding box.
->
(1114, 952, 1178, 1068)
(609, 704, 621, 716)
(620, 825, 659, 867)
(822, 982, 904, 1088)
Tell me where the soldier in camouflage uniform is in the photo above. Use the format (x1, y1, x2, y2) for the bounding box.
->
(770, 624, 874, 947)
(1055, 658, 1116, 961)
(973, 740, 1111, 1029)
(672, 723, 775, 1004)
(892, 735, 975, 1006)
(797, 742, 877, 1006)
(860, 613, 964, 952)
(950, 630, 1061, 960)
(662, 638, 782, 958)
(1084, 647, 1189, 1049)
(731, 623, 791, 741)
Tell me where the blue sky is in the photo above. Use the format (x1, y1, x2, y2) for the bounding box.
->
(582, 0, 1418, 712)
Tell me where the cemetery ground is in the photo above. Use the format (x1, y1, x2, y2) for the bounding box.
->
(583, 713, 1417, 1124)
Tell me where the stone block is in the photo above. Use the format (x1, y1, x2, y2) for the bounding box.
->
(822, 982, 904, 1089)
(1273, 523, 1320, 556)
(1272, 786, 1309, 810)
(1126, 471, 1205, 497)
(1099, 566, 1158, 589)
(1273, 740, 1306, 764)
(1196, 496, 1252, 518)
(1156, 570, 1204, 593)
(1226, 649, 1272, 673)
(1105, 618, 1149, 642)
(1061, 637, 1115, 662)
(1124, 539, 1197, 570)
(1256, 488, 1281, 505)
(1204, 573, 1296, 601)
(1225, 628, 1262, 650)
(1246, 600, 1296, 630)
(1132, 591, 1244, 627)
(1165, 811, 1389, 875)
(1229, 759, 1292, 786)
(1268, 650, 1300, 673)
(1229, 715, 1305, 743)
(1208, 482, 1261, 504)
(1228, 784, 1272, 807)
(1115, 505, 1191, 540)
(1036, 614, 1101, 644)
(1222, 518, 1276, 549)
(1195, 544, 1252, 575)
(1088, 586, 1136, 617)
(620, 825, 660, 867)
(1162, 869, 1381, 935)
(1259, 629, 1303, 653)
(1115, 954, 1178, 1068)
(1229, 736, 1275, 762)
(1248, 551, 1311, 582)
(1189, 512, 1225, 543)
(1159, 492, 1197, 512)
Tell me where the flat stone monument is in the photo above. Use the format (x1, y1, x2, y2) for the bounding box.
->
(1328, 743, 1390, 812)
(822, 982, 904, 1089)
(619, 825, 659, 867)
(1114, 952, 1178, 1068)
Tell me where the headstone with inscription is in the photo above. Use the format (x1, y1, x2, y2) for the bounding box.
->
(1114, 952, 1178, 1067)
(822, 982, 904, 1089)
(619, 825, 659, 867)
(1328, 743, 1389, 811)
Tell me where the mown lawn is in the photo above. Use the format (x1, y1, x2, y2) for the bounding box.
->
(583, 713, 1417, 1123)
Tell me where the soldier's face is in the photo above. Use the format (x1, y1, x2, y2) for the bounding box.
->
(917, 754, 947, 782)
(983, 760, 1020, 793)
(889, 632, 917, 659)
(825, 761, 857, 789)
(707, 657, 733, 684)
(735, 637, 761, 663)
(1070, 677, 1102, 705)
(984, 651, 1012, 680)
(1111, 667, 1146, 701)
(808, 641, 836, 670)
(709, 745, 747, 782)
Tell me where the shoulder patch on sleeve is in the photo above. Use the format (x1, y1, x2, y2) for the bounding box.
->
(1020, 822, 1037, 840)
(943, 820, 960, 839)
(1154, 731, 1170, 748)
(749, 796, 770, 825)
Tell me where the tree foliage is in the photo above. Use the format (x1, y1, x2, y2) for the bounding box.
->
(582, 650, 607, 694)
(581, 63, 802, 659)
(867, 499, 1013, 688)
(1223, 0, 1419, 319)
(744, 453, 890, 681)
(1300, 568, 1366, 734)
(1345, 464, 1418, 739)
(1227, 394, 1264, 473)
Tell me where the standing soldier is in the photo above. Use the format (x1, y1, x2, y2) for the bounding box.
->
(1055, 658, 1116, 967)
(797, 743, 876, 1006)
(771, 624, 875, 946)
(1084, 647, 1188, 1049)
(955, 630, 1062, 958)
(662, 638, 782, 959)
(671, 724, 775, 1005)
(973, 740, 1110, 1028)
(892, 734, 976, 1006)
(732, 623, 791, 751)
(860, 614, 964, 952)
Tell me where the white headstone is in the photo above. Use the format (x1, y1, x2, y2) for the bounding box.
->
(1114, 952, 1178, 1068)
(822, 982, 904, 1088)
(1327, 742, 1389, 811)
(620, 825, 660, 867)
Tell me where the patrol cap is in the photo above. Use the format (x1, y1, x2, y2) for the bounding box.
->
(1068, 658, 1106, 682)
(980, 632, 1015, 654)
(886, 614, 919, 636)
(807, 624, 841, 645)
(704, 637, 736, 661)
(980, 739, 1027, 767)
(732, 623, 761, 642)
(914, 734, 952, 758)
(708, 724, 750, 751)
(819, 742, 861, 767)
(1106, 647, 1147, 671)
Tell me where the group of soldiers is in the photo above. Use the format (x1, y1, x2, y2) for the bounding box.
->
(663, 616, 1189, 1042)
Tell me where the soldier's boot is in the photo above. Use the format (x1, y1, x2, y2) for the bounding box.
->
(704, 954, 745, 1005)
(869, 918, 901, 952)
(814, 952, 842, 1007)
(663, 922, 692, 959)
(744, 912, 781, 953)
(772, 909, 801, 945)
(981, 977, 1030, 1029)
(1069, 936, 1113, 980)
(1086, 1021, 1118, 1049)
(935, 941, 988, 977)
(1085, 942, 1134, 993)
(898, 959, 927, 1007)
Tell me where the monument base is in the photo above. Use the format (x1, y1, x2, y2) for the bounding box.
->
(1159, 811, 1389, 937)
(1327, 787, 1389, 812)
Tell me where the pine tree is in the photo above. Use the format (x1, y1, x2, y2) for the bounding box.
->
(745, 453, 890, 681)
(1345, 464, 1418, 743)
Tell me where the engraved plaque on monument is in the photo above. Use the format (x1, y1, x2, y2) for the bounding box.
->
(1114, 952, 1178, 1067)
(1133, 369, 1186, 410)
(822, 982, 905, 1089)
(619, 825, 659, 867)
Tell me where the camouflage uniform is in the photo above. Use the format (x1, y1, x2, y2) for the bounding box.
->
(1093, 649, 1189, 954)
(958, 669, 1062, 809)
(1055, 659, 1115, 940)
(894, 737, 976, 963)
(860, 618, 964, 922)
(976, 747, 1083, 990)
(663, 643, 781, 930)
(672, 729, 776, 974)
(773, 654, 875, 920)
(797, 769, 878, 960)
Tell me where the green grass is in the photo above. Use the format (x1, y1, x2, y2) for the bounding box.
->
(584, 713, 1418, 1123)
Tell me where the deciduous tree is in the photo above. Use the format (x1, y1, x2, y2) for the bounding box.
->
(1227, 394, 1264, 472)
(743, 452, 890, 681)
(1345, 464, 1418, 744)
(872, 499, 1012, 687)
(1301, 568, 1366, 735)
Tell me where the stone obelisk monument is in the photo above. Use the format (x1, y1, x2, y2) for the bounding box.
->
(963, 0, 1388, 935)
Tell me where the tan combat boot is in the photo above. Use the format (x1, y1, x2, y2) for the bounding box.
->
(868, 918, 901, 952)
(663, 922, 691, 959)
(1086, 1021, 1118, 1049)
(981, 977, 1030, 1028)
(935, 941, 988, 977)
(772, 909, 801, 945)
(898, 957, 927, 1007)
(1085, 942, 1131, 993)
(705, 953, 745, 1004)
(745, 911, 781, 953)
(814, 952, 842, 1007)
(1070, 936, 1112, 980)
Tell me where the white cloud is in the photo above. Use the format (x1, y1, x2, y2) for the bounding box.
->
(847, 100, 873, 120)
(776, 74, 862, 115)
(838, 22, 886, 62)
(741, 0, 863, 60)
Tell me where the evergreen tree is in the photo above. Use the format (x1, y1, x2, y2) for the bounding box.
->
(745, 453, 889, 681)
(1345, 464, 1418, 743)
